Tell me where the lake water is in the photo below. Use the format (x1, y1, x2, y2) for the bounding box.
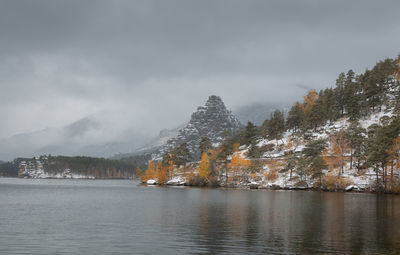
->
(0, 178, 399, 254)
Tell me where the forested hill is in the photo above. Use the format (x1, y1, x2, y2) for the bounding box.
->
(0, 155, 141, 179)
(140, 55, 400, 193)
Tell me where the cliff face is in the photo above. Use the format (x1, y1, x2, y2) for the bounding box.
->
(156, 95, 241, 160)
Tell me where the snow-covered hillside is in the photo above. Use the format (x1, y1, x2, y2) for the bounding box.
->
(152, 95, 241, 160)
(236, 109, 395, 190)
(18, 157, 94, 179)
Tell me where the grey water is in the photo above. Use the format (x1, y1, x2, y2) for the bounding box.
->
(0, 178, 399, 255)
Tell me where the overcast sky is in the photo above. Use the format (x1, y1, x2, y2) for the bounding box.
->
(1, 0, 399, 139)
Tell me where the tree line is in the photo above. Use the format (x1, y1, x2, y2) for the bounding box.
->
(0, 155, 139, 178)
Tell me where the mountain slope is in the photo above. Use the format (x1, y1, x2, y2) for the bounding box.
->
(153, 95, 241, 160)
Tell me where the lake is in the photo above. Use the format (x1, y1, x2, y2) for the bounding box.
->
(0, 178, 399, 254)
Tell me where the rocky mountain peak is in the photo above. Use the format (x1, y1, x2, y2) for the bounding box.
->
(155, 95, 241, 160)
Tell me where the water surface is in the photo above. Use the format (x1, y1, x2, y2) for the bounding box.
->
(0, 178, 399, 254)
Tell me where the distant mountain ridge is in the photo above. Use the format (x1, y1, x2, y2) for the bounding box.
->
(0, 116, 151, 161)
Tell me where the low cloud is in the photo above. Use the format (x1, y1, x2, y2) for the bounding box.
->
(0, 0, 399, 159)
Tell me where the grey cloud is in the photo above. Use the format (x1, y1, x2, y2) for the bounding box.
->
(0, 0, 399, 159)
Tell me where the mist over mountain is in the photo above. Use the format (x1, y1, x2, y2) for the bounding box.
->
(0, 96, 243, 161)
(111, 124, 184, 160)
(0, 115, 152, 161)
(234, 102, 290, 125)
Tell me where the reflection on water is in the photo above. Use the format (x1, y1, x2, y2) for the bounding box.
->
(0, 178, 399, 254)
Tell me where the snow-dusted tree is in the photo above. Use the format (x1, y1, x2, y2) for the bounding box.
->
(199, 136, 212, 156)
(303, 139, 327, 186)
(266, 110, 285, 142)
(335, 72, 346, 116)
(286, 102, 305, 133)
(345, 123, 367, 169)
(307, 95, 326, 131)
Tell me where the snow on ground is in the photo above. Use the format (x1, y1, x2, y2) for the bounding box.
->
(147, 179, 157, 185)
(166, 176, 186, 185)
(359, 110, 392, 129)
(239, 110, 395, 190)
(20, 167, 95, 179)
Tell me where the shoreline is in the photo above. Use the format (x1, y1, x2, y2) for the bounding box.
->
(142, 181, 400, 195)
(2, 176, 398, 194)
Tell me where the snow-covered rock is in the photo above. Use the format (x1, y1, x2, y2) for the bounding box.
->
(165, 176, 186, 186)
(154, 95, 241, 160)
(146, 179, 157, 185)
(345, 185, 360, 191)
(249, 182, 259, 189)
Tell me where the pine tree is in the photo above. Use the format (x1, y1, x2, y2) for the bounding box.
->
(199, 136, 212, 156)
(243, 122, 259, 145)
(335, 72, 346, 116)
(267, 110, 285, 141)
(173, 142, 192, 166)
(310, 156, 327, 187)
(345, 122, 366, 169)
(303, 139, 327, 186)
(386, 136, 400, 180)
(286, 102, 305, 132)
(344, 70, 361, 120)
(366, 119, 400, 189)
(260, 119, 269, 137)
(321, 88, 340, 123)
(295, 156, 308, 184)
(360, 59, 396, 113)
(306, 95, 326, 131)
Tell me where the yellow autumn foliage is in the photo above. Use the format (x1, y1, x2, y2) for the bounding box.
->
(303, 90, 317, 114)
(155, 163, 168, 185)
(199, 152, 210, 179)
(228, 151, 250, 179)
(143, 160, 155, 182)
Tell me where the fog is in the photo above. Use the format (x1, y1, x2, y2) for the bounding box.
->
(0, 0, 399, 160)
